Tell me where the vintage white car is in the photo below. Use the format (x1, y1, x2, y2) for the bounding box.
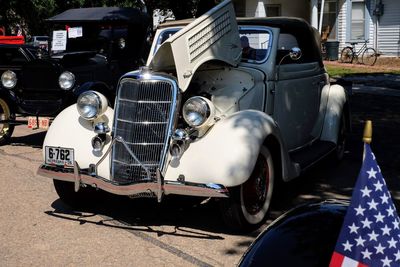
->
(37, 0, 350, 231)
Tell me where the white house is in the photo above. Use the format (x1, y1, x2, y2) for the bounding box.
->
(233, 0, 400, 57)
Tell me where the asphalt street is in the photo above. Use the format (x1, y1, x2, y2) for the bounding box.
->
(1, 82, 399, 266)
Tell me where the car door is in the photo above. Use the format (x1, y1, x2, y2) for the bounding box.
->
(272, 32, 326, 151)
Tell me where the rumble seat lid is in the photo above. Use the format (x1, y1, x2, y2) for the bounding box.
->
(148, 0, 242, 91)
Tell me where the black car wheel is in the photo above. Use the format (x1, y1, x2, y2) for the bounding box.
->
(220, 146, 274, 231)
(333, 112, 347, 161)
(0, 97, 15, 145)
(53, 179, 99, 209)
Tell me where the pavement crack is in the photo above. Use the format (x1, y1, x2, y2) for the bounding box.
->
(100, 215, 214, 267)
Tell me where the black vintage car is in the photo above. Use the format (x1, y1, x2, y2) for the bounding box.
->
(238, 200, 348, 266)
(0, 7, 150, 145)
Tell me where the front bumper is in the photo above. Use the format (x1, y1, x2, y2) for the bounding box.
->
(37, 163, 229, 201)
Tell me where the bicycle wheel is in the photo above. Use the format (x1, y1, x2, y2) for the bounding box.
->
(340, 47, 353, 63)
(362, 47, 377, 66)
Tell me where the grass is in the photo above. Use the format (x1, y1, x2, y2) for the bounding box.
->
(325, 61, 400, 77)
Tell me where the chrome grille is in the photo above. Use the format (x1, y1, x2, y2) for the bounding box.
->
(111, 78, 177, 184)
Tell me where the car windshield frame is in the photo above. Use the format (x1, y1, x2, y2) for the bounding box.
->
(153, 25, 273, 64)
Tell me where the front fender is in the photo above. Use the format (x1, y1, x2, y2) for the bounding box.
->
(43, 104, 114, 179)
(165, 110, 297, 187)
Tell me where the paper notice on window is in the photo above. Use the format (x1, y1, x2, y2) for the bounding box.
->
(68, 27, 82, 38)
(51, 30, 67, 51)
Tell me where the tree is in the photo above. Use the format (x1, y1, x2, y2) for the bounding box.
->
(0, 0, 220, 37)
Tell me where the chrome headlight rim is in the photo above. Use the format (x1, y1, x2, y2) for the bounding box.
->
(77, 91, 103, 120)
(182, 96, 214, 128)
(1, 70, 17, 89)
(58, 71, 75, 90)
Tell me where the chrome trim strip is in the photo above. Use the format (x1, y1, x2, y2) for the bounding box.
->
(37, 164, 229, 199)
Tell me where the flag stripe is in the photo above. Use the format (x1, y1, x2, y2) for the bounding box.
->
(330, 252, 344, 267)
(330, 252, 368, 267)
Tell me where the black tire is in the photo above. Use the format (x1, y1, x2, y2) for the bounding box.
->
(219, 146, 274, 232)
(0, 97, 15, 146)
(333, 112, 347, 161)
(361, 47, 377, 66)
(340, 47, 353, 63)
(53, 179, 98, 209)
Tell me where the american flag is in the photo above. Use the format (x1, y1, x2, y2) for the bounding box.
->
(330, 144, 400, 267)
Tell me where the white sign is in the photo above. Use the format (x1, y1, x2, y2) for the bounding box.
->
(68, 27, 82, 38)
(51, 30, 67, 51)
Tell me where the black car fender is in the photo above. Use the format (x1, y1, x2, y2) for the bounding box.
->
(73, 81, 115, 107)
(0, 88, 16, 108)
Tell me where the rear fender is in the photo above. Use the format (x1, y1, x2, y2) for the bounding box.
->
(165, 110, 299, 186)
(320, 84, 347, 143)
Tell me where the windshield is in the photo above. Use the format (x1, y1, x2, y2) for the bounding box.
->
(239, 27, 271, 62)
(50, 24, 129, 55)
(153, 26, 271, 63)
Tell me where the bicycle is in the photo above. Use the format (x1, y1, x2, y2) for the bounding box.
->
(340, 40, 378, 66)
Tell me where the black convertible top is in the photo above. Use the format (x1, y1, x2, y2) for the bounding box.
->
(47, 7, 149, 24)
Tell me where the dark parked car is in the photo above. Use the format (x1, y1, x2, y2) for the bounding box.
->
(0, 7, 150, 145)
(238, 200, 348, 266)
(0, 43, 39, 144)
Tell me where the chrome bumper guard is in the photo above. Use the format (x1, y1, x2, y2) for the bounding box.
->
(37, 137, 229, 201)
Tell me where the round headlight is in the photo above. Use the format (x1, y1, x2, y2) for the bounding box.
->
(77, 91, 108, 120)
(59, 71, 75, 90)
(1, 70, 17, 89)
(182, 96, 215, 127)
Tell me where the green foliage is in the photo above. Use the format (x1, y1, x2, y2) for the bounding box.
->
(0, 0, 143, 37)
(0, 0, 220, 37)
(326, 64, 400, 77)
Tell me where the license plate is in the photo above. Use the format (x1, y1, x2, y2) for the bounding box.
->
(45, 146, 74, 167)
(28, 117, 50, 129)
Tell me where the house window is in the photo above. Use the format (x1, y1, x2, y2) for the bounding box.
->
(318, 0, 338, 41)
(266, 5, 281, 17)
(351, 0, 366, 40)
(233, 0, 246, 17)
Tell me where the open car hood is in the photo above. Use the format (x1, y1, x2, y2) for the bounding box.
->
(148, 0, 241, 91)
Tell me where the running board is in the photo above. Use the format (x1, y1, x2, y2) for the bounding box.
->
(289, 140, 336, 171)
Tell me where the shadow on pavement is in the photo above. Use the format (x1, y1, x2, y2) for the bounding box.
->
(46, 196, 237, 238)
(10, 130, 46, 148)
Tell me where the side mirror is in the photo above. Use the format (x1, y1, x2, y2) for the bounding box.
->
(289, 47, 302, 61)
(276, 47, 302, 80)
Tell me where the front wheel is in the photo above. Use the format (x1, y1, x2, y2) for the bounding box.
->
(362, 48, 377, 66)
(219, 146, 274, 232)
(332, 112, 348, 161)
(0, 97, 15, 145)
(53, 179, 99, 209)
(340, 47, 353, 63)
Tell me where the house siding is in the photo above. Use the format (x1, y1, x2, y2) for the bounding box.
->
(377, 0, 400, 56)
(245, 0, 309, 20)
(338, 0, 347, 51)
(240, 0, 399, 57)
